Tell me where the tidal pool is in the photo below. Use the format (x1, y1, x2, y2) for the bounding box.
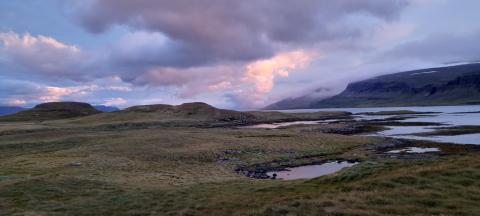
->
(387, 147, 440, 154)
(398, 134, 480, 145)
(378, 126, 437, 136)
(240, 120, 335, 129)
(270, 105, 480, 144)
(267, 161, 358, 180)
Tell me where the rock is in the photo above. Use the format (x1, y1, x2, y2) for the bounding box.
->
(271, 173, 277, 179)
(69, 162, 82, 167)
(224, 149, 243, 154)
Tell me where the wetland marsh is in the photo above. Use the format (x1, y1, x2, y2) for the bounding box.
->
(0, 103, 479, 215)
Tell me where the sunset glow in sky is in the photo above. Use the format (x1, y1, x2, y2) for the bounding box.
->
(1, 0, 480, 108)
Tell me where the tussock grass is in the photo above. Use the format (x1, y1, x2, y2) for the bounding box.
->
(0, 114, 479, 215)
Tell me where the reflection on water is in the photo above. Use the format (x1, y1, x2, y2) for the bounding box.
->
(387, 147, 440, 154)
(373, 113, 480, 145)
(267, 161, 358, 180)
(354, 115, 396, 121)
(241, 120, 336, 129)
(378, 126, 436, 136)
(398, 134, 480, 145)
(401, 113, 480, 126)
(276, 105, 480, 145)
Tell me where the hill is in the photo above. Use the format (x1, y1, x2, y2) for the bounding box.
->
(72, 102, 258, 127)
(0, 102, 102, 122)
(267, 63, 480, 109)
(0, 106, 26, 116)
(69, 102, 349, 128)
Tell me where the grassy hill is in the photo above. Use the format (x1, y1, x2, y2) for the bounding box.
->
(71, 102, 257, 127)
(0, 102, 479, 215)
(69, 102, 349, 128)
(0, 102, 102, 122)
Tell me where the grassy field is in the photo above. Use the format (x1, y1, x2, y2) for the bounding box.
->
(0, 106, 479, 215)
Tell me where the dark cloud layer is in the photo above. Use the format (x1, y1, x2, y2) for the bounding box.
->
(71, 0, 409, 67)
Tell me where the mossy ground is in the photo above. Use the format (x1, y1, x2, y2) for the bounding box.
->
(0, 118, 479, 215)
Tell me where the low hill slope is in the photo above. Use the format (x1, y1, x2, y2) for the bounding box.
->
(72, 102, 258, 127)
(70, 102, 350, 128)
(0, 102, 102, 122)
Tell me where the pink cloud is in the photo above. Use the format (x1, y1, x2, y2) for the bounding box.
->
(103, 97, 127, 106)
(39, 85, 98, 102)
(0, 32, 85, 78)
(133, 65, 241, 98)
(244, 50, 319, 94)
(239, 50, 319, 106)
(207, 81, 232, 91)
(7, 99, 27, 106)
(36, 83, 132, 103)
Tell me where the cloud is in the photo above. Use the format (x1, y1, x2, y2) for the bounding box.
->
(207, 81, 232, 92)
(0, 32, 90, 79)
(39, 85, 98, 102)
(7, 99, 27, 106)
(58, 0, 413, 108)
(69, 0, 409, 67)
(124, 49, 317, 104)
(0, 76, 134, 107)
(103, 97, 127, 106)
(243, 50, 319, 95)
(110, 31, 207, 68)
(382, 30, 480, 63)
(13, 1, 476, 109)
(131, 65, 242, 98)
(225, 49, 320, 107)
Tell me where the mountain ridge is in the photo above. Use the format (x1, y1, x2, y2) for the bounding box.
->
(266, 63, 480, 109)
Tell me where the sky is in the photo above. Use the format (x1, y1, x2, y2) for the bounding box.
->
(1, 0, 480, 109)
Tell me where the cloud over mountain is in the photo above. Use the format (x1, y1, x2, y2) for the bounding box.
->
(1, 0, 479, 108)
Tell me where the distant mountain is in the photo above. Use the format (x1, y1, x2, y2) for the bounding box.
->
(0, 102, 102, 122)
(0, 106, 26, 116)
(94, 105, 120, 112)
(266, 63, 480, 109)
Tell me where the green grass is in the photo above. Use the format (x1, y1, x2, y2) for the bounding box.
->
(2, 153, 479, 215)
(0, 112, 479, 215)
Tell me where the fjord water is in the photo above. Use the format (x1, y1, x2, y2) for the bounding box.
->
(278, 105, 480, 145)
